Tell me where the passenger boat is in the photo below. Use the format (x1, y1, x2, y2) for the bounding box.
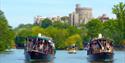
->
(87, 35, 114, 61)
(24, 34, 55, 61)
(67, 44, 77, 54)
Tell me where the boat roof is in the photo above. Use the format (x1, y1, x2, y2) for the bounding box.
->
(27, 36, 52, 40)
(91, 38, 113, 43)
(26, 36, 53, 44)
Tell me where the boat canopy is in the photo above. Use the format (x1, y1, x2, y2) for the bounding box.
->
(27, 36, 53, 42)
(91, 38, 113, 43)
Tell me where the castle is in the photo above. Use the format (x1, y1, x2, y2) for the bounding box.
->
(69, 4, 92, 26)
(34, 4, 93, 26)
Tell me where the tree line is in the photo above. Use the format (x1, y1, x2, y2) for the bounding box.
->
(15, 22, 83, 49)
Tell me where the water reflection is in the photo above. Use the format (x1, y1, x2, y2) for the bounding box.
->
(0, 49, 125, 63)
(86, 55, 114, 63)
(89, 60, 113, 63)
(25, 60, 53, 63)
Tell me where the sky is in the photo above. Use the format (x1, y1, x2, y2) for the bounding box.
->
(0, 0, 124, 28)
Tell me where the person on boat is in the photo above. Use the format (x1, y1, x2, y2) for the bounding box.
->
(42, 40, 48, 54)
(105, 41, 113, 52)
(26, 38, 33, 51)
(38, 39, 44, 53)
(29, 40, 33, 51)
(48, 40, 54, 54)
(87, 43, 93, 55)
(91, 41, 100, 54)
(32, 38, 39, 52)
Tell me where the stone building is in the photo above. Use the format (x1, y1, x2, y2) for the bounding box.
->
(34, 16, 44, 25)
(34, 16, 63, 25)
(98, 14, 109, 22)
(52, 16, 61, 21)
(69, 12, 79, 26)
(69, 4, 92, 26)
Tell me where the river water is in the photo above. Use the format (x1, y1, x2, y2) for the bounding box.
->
(0, 49, 125, 63)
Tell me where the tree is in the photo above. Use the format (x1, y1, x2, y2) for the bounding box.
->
(53, 21, 69, 29)
(65, 34, 83, 49)
(86, 19, 103, 38)
(32, 26, 45, 36)
(102, 19, 121, 45)
(45, 26, 69, 49)
(112, 2, 125, 45)
(41, 18, 52, 28)
(0, 10, 15, 51)
(14, 24, 35, 48)
(112, 2, 125, 20)
(67, 26, 82, 36)
(14, 24, 33, 35)
(112, 2, 125, 39)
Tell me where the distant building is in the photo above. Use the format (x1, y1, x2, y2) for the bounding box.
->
(98, 14, 109, 22)
(34, 16, 44, 25)
(69, 4, 92, 26)
(34, 16, 64, 25)
(69, 12, 79, 26)
(51, 16, 69, 23)
(60, 16, 69, 23)
(52, 16, 61, 21)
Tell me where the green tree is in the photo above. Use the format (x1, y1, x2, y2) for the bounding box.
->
(102, 19, 121, 45)
(112, 2, 125, 20)
(41, 18, 52, 28)
(45, 26, 69, 49)
(53, 21, 69, 29)
(65, 34, 83, 49)
(67, 26, 82, 36)
(79, 23, 90, 43)
(86, 19, 103, 38)
(112, 2, 125, 45)
(0, 10, 15, 51)
(15, 28, 32, 46)
(32, 26, 45, 36)
(14, 24, 34, 48)
(14, 24, 33, 35)
(112, 2, 125, 39)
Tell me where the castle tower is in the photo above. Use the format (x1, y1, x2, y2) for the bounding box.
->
(75, 4, 81, 13)
(69, 4, 92, 26)
(69, 12, 79, 26)
(76, 4, 92, 24)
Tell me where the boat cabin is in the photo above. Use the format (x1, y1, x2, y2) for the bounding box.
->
(25, 36, 55, 54)
(87, 38, 113, 55)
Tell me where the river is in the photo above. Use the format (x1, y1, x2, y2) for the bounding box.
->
(0, 49, 125, 63)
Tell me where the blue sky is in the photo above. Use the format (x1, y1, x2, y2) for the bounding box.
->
(0, 0, 124, 28)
